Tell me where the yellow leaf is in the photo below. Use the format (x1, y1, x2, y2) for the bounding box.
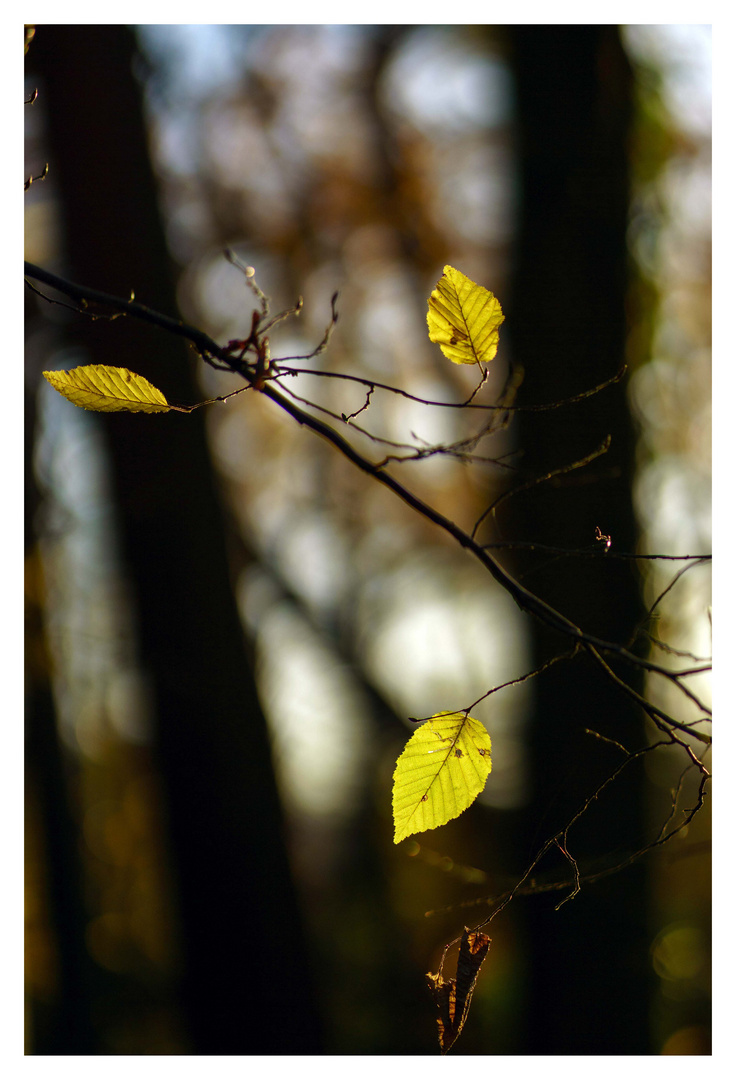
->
(43, 365, 170, 413)
(392, 713, 492, 844)
(427, 265, 504, 366)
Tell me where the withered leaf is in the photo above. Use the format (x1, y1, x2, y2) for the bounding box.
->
(426, 928, 491, 1053)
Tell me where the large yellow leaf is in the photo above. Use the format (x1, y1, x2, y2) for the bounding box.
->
(43, 365, 170, 413)
(426, 265, 504, 366)
(392, 713, 492, 844)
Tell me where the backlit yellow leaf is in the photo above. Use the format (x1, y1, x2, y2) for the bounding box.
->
(43, 365, 170, 413)
(392, 713, 492, 844)
(427, 265, 504, 366)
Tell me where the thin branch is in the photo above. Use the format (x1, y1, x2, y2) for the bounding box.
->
(24, 261, 711, 742)
(272, 361, 626, 414)
(225, 248, 270, 318)
(481, 540, 712, 562)
(645, 556, 711, 620)
(641, 629, 711, 664)
(552, 834, 581, 910)
(260, 378, 712, 700)
(24, 162, 49, 191)
(464, 649, 581, 714)
(342, 386, 375, 422)
(408, 649, 580, 726)
(423, 735, 710, 925)
(471, 436, 613, 539)
(583, 643, 711, 745)
(27, 259, 712, 952)
(25, 260, 258, 381)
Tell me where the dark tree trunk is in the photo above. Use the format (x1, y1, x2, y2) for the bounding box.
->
(29, 25, 323, 1054)
(505, 26, 651, 1053)
(25, 381, 101, 1054)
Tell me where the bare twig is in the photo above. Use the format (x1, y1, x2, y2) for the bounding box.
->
(471, 436, 613, 539)
(27, 259, 712, 1030)
(481, 540, 712, 562)
(24, 162, 49, 191)
(273, 361, 625, 414)
(25, 261, 711, 697)
(423, 734, 709, 925)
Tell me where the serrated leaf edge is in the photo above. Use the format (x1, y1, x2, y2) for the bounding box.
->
(43, 365, 170, 413)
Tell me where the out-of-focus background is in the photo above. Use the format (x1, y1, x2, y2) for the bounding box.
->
(24, 24, 711, 1055)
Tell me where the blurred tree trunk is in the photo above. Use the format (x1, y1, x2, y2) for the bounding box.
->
(504, 26, 651, 1053)
(29, 25, 322, 1053)
(25, 382, 100, 1054)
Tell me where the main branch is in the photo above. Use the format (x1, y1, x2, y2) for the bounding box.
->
(25, 261, 711, 749)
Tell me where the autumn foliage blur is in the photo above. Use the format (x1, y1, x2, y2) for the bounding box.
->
(25, 25, 711, 1055)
